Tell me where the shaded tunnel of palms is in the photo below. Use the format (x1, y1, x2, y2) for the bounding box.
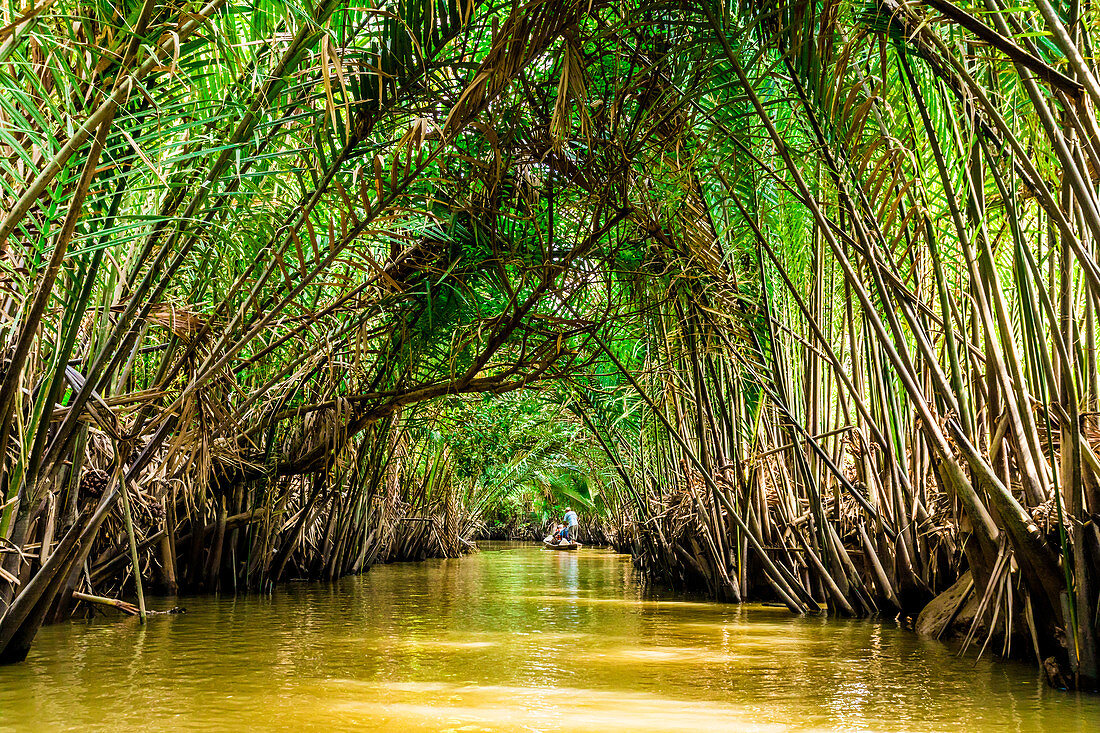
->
(0, 0, 1099, 692)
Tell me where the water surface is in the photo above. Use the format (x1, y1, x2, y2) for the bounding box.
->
(2, 542, 1099, 731)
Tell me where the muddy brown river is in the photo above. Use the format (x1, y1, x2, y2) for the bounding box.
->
(2, 542, 1099, 731)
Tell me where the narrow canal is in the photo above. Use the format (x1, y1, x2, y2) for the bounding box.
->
(2, 542, 1099, 731)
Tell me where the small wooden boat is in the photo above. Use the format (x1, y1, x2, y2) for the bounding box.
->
(542, 539, 581, 551)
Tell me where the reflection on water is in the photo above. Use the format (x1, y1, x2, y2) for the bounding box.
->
(2, 542, 1099, 732)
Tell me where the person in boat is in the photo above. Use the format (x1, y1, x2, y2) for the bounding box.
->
(562, 507, 578, 542)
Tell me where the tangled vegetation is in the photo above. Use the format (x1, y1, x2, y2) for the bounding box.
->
(2, 0, 1100, 692)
